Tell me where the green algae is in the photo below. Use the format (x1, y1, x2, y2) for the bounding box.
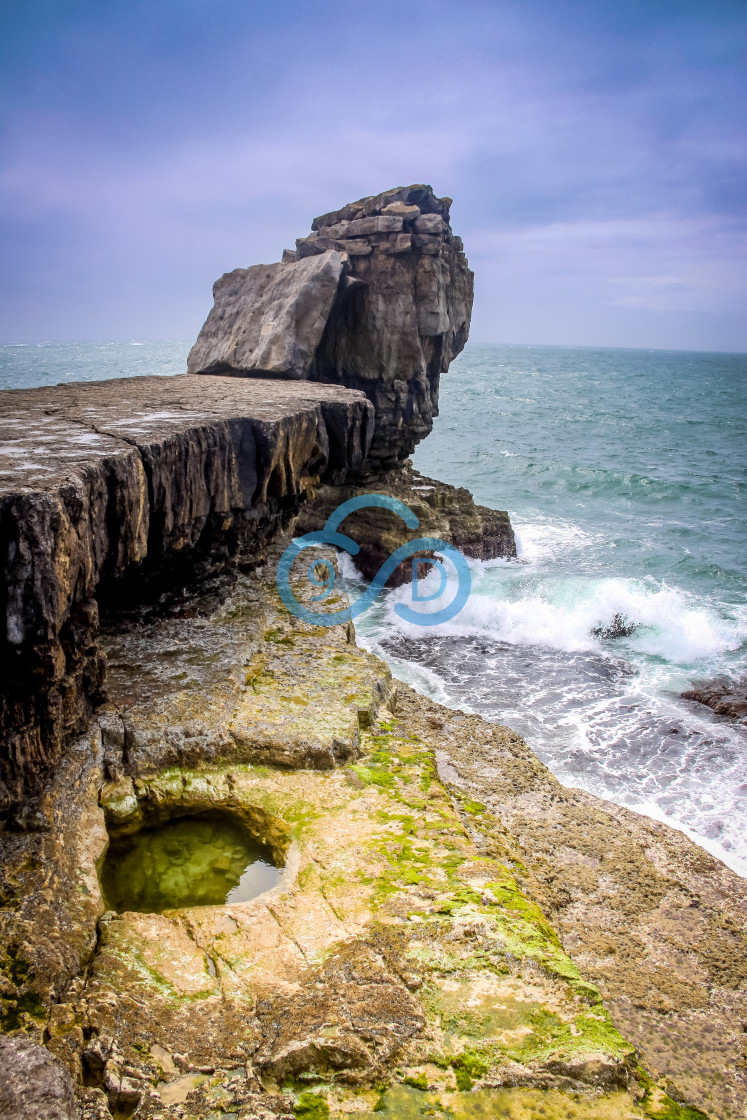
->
(450, 1051, 488, 1090)
(294, 1088, 330, 1118)
(0, 945, 46, 1031)
(346, 1083, 706, 1119)
(100, 811, 280, 913)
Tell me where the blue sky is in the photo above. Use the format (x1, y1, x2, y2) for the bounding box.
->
(1, 0, 745, 350)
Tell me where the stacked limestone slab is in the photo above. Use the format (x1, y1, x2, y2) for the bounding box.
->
(188, 184, 474, 469)
(0, 375, 373, 815)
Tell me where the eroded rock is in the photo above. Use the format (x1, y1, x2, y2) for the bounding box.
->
(0, 560, 719, 1119)
(682, 676, 747, 723)
(188, 184, 474, 469)
(296, 462, 516, 585)
(99, 544, 393, 778)
(0, 1034, 76, 1120)
(0, 375, 373, 815)
(400, 686, 747, 1119)
(186, 251, 345, 381)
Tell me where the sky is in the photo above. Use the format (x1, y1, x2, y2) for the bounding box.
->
(1, 0, 746, 351)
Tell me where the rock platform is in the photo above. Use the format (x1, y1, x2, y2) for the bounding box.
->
(3, 552, 738, 1119)
(0, 374, 373, 815)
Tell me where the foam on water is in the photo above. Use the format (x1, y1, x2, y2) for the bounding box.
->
(343, 343, 747, 875)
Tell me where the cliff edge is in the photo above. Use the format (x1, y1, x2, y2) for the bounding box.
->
(0, 375, 372, 816)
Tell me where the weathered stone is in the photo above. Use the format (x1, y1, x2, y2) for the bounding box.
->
(401, 687, 747, 1119)
(0, 375, 373, 815)
(681, 676, 747, 723)
(187, 251, 343, 378)
(189, 184, 474, 469)
(345, 215, 403, 236)
(413, 213, 444, 235)
(99, 545, 394, 777)
(0, 726, 108, 1037)
(295, 236, 330, 259)
(412, 232, 442, 252)
(296, 463, 516, 585)
(0, 559, 721, 1119)
(382, 201, 420, 220)
(0, 1034, 76, 1120)
(383, 232, 413, 254)
(339, 239, 373, 256)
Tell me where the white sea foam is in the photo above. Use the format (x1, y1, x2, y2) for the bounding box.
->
(513, 517, 600, 563)
(369, 559, 744, 667)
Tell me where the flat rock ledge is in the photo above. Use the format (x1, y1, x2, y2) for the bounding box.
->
(188, 184, 474, 470)
(0, 374, 373, 816)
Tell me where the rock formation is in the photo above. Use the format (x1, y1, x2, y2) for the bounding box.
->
(0, 1034, 77, 1120)
(682, 677, 747, 724)
(188, 185, 474, 469)
(0, 552, 739, 1119)
(0, 375, 372, 816)
(2, 187, 736, 1120)
(296, 462, 516, 585)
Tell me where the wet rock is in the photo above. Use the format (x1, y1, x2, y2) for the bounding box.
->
(397, 685, 747, 1119)
(296, 462, 516, 585)
(591, 612, 637, 639)
(0, 1034, 76, 1120)
(0, 375, 373, 815)
(681, 676, 747, 723)
(188, 184, 473, 470)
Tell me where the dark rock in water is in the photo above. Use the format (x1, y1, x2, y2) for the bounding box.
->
(681, 677, 747, 723)
(188, 184, 473, 469)
(591, 613, 638, 640)
(0, 1035, 76, 1120)
(296, 462, 516, 585)
(0, 374, 372, 816)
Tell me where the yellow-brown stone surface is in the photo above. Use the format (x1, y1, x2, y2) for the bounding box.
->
(1, 553, 741, 1119)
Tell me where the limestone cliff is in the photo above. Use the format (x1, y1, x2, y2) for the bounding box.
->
(0, 375, 372, 816)
(188, 185, 474, 469)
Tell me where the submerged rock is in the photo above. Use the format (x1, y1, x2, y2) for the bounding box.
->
(681, 676, 747, 723)
(189, 184, 473, 469)
(591, 613, 638, 640)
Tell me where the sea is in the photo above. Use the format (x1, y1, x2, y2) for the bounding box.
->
(2, 340, 746, 875)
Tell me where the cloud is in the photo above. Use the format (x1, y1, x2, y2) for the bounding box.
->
(0, 0, 745, 349)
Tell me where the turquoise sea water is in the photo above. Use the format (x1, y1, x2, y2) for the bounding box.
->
(352, 344, 747, 875)
(2, 340, 746, 874)
(0, 339, 190, 391)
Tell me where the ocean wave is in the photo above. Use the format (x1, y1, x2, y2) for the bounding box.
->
(361, 559, 745, 667)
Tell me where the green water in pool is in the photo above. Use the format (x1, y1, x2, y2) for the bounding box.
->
(100, 812, 280, 913)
